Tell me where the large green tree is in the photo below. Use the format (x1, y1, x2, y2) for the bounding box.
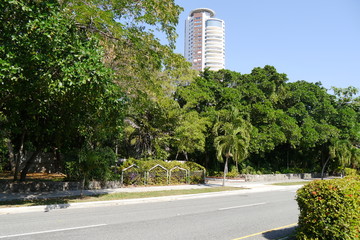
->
(62, 0, 197, 160)
(176, 65, 359, 174)
(0, 0, 123, 180)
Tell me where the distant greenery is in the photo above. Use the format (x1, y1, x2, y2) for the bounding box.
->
(0, 0, 359, 181)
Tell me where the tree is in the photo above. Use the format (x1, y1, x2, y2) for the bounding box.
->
(173, 111, 210, 160)
(213, 114, 251, 186)
(62, 0, 197, 161)
(331, 86, 359, 106)
(0, 0, 124, 180)
(279, 81, 340, 171)
(60, 0, 194, 100)
(349, 147, 360, 170)
(322, 140, 353, 179)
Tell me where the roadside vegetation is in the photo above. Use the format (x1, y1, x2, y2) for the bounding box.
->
(0, 0, 359, 185)
(296, 176, 360, 239)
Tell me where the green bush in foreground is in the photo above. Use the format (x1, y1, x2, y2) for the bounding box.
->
(296, 177, 360, 240)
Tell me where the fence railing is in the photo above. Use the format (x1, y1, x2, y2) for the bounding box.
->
(120, 164, 205, 186)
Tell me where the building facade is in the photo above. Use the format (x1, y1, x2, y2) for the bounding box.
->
(185, 8, 225, 71)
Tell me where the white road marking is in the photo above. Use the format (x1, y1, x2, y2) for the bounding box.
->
(0, 224, 107, 239)
(218, 202, 267, 211)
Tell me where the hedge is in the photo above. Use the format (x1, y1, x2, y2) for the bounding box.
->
(296, 177, 360, 240)
(119, 158, 205, 172)
(119, 159, 206, 185)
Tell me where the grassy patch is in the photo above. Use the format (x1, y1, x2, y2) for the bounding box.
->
(0, 187, 243, 208)
(270, 181, 308, 186)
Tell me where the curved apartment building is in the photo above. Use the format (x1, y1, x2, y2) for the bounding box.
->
(185, 8, 225, 71)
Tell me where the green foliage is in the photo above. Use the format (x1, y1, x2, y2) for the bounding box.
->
(344, 168, 358, 177)
(64, 0, 195, 163)
(1, 0, 124, 180)
(240, 165, 259, 175)
(226, 166, 240, 178)
(120, 159, 204, 172)
(62, 0, 183, 48)
(183, 161, 206, 171)
(329, 140, 355, 172)
(175, 66, 359, 173)
(173, 111, 210, 158)
(64, 147, 117, 182)
(1, 0, 358, 178)
(296, 177, 360, 239)
(213, 114, 251, 164)
(120, 159, 205, 185)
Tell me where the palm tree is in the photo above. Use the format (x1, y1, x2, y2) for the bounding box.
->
(214, 120, 251, 186)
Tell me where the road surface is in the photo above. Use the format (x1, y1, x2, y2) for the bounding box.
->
(0, 187, 299, 240)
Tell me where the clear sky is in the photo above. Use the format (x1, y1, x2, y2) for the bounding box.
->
(172, 0, 360, 91)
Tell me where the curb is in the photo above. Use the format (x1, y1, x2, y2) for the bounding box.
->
(0, 185, 303, 215)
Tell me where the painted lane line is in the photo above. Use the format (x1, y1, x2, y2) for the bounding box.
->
(218, 202, 267, 211)
(232, 223, 297, 240)
(0, 224, 107, 239)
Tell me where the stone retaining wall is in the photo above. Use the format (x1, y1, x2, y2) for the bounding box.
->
(243, 173, 323, 182)
(0, 180, 122, 193)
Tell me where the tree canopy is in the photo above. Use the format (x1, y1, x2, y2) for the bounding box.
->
(0, 0, 358, 181)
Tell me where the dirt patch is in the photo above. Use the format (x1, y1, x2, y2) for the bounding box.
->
(0, 171, 66, 181)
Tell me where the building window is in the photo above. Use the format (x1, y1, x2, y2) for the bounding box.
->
(206, 20, 222, 27)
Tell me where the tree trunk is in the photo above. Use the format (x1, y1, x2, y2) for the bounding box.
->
(287, 150, 289, 170)
(205, 154, 209, 170)
(321, 156, 331, 180)
(13, 154, 20, 180)
(54, 148, 62, 173)
(223, 157, 229, 186)
(13, 133, 25, 181)
(6, 139, 15, 172)
(184, 151, 188, 161)
(235, 155, 238, 171)
(20, 149, 41, 181)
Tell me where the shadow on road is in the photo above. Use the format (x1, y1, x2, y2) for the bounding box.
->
(262, 226, 297, 239)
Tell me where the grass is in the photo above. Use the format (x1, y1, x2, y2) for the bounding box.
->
(270, 181, 309, 186)
(0, 186, 243, 208)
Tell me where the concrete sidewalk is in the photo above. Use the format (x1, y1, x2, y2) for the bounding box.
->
(0, 179, 309, 215)
(0, 178, 310, 202)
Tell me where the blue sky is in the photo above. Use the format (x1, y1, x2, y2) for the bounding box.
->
(172, 0, 360, 91)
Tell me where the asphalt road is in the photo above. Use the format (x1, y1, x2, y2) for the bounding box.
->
(0, 188, 299, 240)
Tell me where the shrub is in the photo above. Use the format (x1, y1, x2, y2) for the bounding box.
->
(344, 167, 358, 177)
(240, 165, 257, 174)
(227, 166, 240, 178)
(296, 177, 360, 240)
(64, 147, 117, 182)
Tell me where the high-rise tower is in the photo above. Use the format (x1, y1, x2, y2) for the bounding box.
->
(185, 8, 225, 71)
